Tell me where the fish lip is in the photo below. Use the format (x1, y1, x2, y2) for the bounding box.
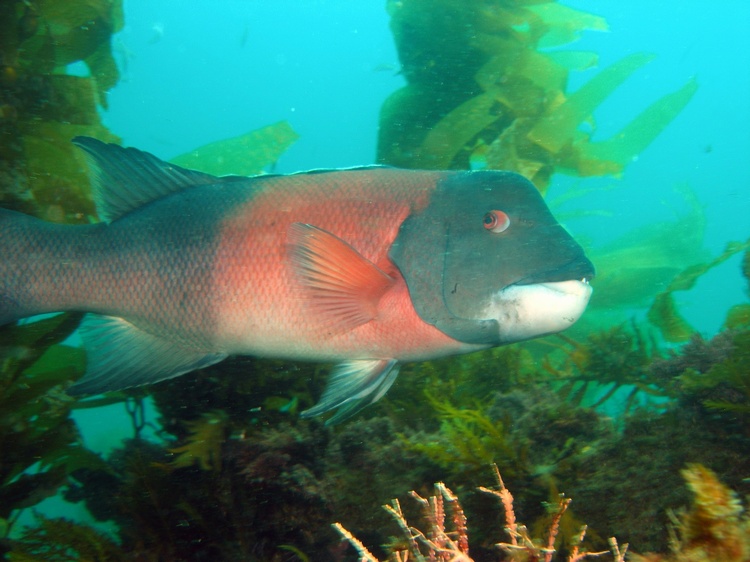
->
(535, 279, 593, 298)
(512, 256, 595, 287)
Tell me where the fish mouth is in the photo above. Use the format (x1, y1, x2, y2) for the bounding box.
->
(535, 278, 592, 298)
(513, 256, 595, 288)
(484, 276, 593, 344)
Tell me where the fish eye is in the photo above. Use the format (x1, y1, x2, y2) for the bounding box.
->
(483, 210, 510, 233)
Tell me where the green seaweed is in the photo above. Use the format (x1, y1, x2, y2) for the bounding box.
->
(170, 121, 299, 177)
(587, 184, 708, 311)
(379, 0, 696, 193)
(578, 78, 699, 174)
(647, 239, 750, 342)
(8, 515, 125, 562)
(400, 394, 522, 478)
(0, 314, 105, 540)
(528, 52, 655, 154)
(412, 90, 502, 169)
(545, 323, 665, 413)
(0, 0, 123, 223)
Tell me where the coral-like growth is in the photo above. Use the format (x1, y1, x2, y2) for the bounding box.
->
(334, 464, 626, 562)
(631, 465, 750, 562)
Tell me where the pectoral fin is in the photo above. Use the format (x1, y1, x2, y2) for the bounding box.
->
(288, 223, 394, 332)
(301, 359, 400, 424)
(67, 314, 227, 395)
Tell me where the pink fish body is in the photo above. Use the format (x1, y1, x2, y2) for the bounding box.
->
(212, 169, 464, 361)
(0, 138, 594, 421)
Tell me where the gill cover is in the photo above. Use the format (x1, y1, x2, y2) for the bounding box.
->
(389, 171, 593, 345)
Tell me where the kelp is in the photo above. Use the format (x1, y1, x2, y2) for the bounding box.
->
(528, 52, 656, 155)
(15, 0, 124, 106)
(587, 184, 708, 311)
(379, 0, 696, 193)
(0, 0, 122, 223)
(170, 121, 299, 177)
(578, 78, 699, 175)
(647, 239, 750, 342)
(0, 314, 105, 539)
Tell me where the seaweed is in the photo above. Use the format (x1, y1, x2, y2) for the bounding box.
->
(170, 121, 299, 177)
(543, 323, 665, 413)
(335, 464, 750, 562)
(334, 464, 627, 562)
(585, 183, 708, 312)
(168, 410, 229, 471)
(7, 515, 125, 562)
(379, 0, 696, 192)
(631, 465, 750, 562)
(0, 0, 123, 223)
(678, 329, 750, 422)
(0, 314, 105, 544)
(647, 239, 750, 342)
(399, 395, 523, 479)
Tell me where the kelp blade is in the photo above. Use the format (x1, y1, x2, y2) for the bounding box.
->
(580, 78, 699, 170)
(171, 121, 299, 177)
(527, 52, 655, 154)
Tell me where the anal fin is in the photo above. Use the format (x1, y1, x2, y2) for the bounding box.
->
(301, 359, 400, 424)
(67, 314, 227, 395)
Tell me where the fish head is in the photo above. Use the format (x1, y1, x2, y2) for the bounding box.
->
(389, 170, 594, 346)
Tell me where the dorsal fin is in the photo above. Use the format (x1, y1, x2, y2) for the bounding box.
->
(73, 137, 227, 222)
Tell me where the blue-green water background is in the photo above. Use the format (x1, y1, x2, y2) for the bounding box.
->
(47, 0, 750, 529)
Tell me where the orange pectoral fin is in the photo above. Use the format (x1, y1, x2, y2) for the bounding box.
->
(287, 223, 395, 332)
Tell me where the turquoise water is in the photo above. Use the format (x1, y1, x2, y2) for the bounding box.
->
(5, 0, 750, 557)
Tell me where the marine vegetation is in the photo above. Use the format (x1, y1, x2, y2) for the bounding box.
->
(170, 120, 299, 177)
(335, 463, 750, 562)
(647, 239, 750, 342)
(544, 323, 665, 413)
(2, 259, 748, 559)
(630, 465, 750, 562)
(6, 515, 126, 562)
(334, 464, 628, 561)
(378, 0, 696, 192)
(0, 0, 123, 223)
(1, 1, 749, 561)
(0, 313, 105, 554)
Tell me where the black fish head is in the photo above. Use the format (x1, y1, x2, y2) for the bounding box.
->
(390, 170, 595, 346)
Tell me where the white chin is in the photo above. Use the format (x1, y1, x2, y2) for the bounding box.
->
(483, 280, 593, 343)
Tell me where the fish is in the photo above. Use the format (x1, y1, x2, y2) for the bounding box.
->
(0, 137, 594, 422)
